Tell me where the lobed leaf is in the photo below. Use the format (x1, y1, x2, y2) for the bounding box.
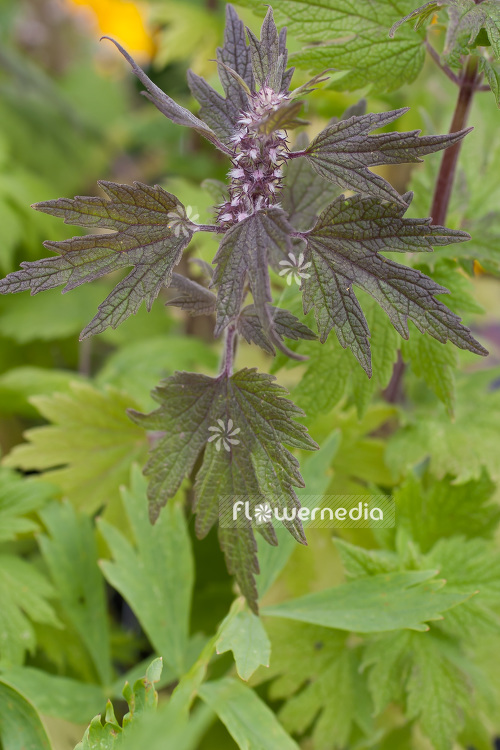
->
(129, 368, 317, 612)
(0, 181, 195, 337)
(101, 38, 233, 155)
(301, 192, 487, 374)
(98, 467, 193, 676)
(3, 382, 147, 514)
(239, 0, 427, 93)
(301, 108, 471, 204)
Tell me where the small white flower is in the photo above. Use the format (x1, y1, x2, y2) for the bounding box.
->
(279, 252, 312, 286)
(207, 419, 241, 452)
(254, 502, 273, 524)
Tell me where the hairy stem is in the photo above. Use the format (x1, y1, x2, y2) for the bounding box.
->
(220, 324, 237, 378)
(430, 55, 479, 225)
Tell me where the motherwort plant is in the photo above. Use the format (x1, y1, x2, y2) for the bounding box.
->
(0, 6, 487, 611)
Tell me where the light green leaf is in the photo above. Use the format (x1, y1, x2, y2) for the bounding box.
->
(199, 677, 300, 750)
(263, 570, 472, 632)
(216, 601, 271, 680)
(240, 0, 426, 93)
(257, 430, 340, 596)
(363, 631, 470, 750)
(3, 381, 147, 513)
(387, 370, 500, 483)
(75, 658, 162, 750)
(98, 466, 193, 676)
(390, 471, 499, 553)
(0, 468, 56, 542)
(401, 324, 458, 416)
(95, 335, 218, 410)
(0, 681, 52, 750)
(0, 667, 105, 725)
(0, 555, 60, 666)
(38, 502, 112, 685)
(260, 620, 372, 750)
(0, 366, 86, 418)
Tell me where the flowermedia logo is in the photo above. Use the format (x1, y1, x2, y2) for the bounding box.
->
(219, 495, 395, 529)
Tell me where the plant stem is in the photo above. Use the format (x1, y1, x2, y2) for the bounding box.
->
(430, 55, 479, 225)
(220, 324, 237, 378)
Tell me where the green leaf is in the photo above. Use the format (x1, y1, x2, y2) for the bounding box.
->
(302, 192, 485, 374)
(0, 468, 56, 542)
(98, 467, 193, 676)
(0, 555, 60, 666)
(392, 0, 500, 65)
(445, 0, 500, 65)
(363, 631, 470, 750)
(257, 430, 340, 596)
(263, 570, 472, 632)
(479, 57, 500, 107)
(391, 471, 499, 553)
(95, 335, 218, 410)
(241, 0, 427, 93)
(387, 370, 500, 483)
(0, 682, 52, 750)
(0, 366, 86, 417)
(199, 677, 300, 750)
(401, 324, 458, 415)
(75, 658, 162, 750)
(0, 182, 194, 337)
(0, 667, 105, 725)
(3, 382, 147, 514)
(38, 501, 112, 685)
(422, 536, 500, 637)
(216, 601, 271, 680)
(129, 368, 317, 612)
(260, 620, 372, 750)
(302, 111, 470, 205)
(291, 298, 399, 418)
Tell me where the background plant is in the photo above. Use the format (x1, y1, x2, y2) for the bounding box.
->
(0, 1, 499, 749)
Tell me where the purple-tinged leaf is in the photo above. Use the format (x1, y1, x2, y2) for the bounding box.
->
(102, 37, 233, 156)
(167, 274, 217, 316)
(212, 208, 292, 336)
(129, 368, 317, 612)
(247, 8, 285, 92)
(187, 71, 237, 143)
(301, 193, 487, 374)
(281, 134, 343, 231)
(301, 108, 471, 204)
(217, 4, 254, 110)
(238, 304, 316, 355)
(0, 182, 194, 338)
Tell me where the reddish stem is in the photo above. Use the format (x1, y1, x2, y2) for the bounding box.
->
(430, 56, 479, 225)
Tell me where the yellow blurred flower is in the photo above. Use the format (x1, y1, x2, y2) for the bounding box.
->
(68, 0, 155, 59)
